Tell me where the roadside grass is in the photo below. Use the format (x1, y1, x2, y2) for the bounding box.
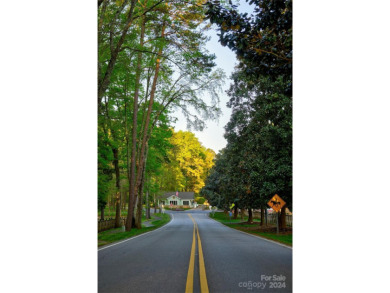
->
(98, 213, 171, 247)
(210, 212, 292, 247)
(230, 227, 292, 246)
(250, 232, 292, 245)
(210, 211, 260, 223)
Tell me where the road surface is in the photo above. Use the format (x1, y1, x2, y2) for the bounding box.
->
(98, 210, 292, 292)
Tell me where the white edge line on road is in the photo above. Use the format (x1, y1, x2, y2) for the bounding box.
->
(208, 215, 292, 250)
(98, 213, 174, 252)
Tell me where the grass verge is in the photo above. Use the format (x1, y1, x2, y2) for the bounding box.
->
(98, 213, 171, 247)
(210, 211, 260, 223)
(210, 212, 292, 247)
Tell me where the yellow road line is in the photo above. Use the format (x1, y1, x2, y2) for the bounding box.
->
(185, 215, 196, 293)
(197, 224, 209, 293)
(186, 214, 209, 293)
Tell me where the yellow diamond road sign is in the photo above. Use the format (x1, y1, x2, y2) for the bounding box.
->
(267, 194, 286, 213)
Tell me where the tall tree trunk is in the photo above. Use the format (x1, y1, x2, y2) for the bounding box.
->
(136, 160, 146, 227)
(113, 148, 122, 228)
(115, 191, 121, 227)
(134, 196, 138, 223)
(146, 190, 150, 219)
(240, 208, 244, 220)
(233, 205, 238, 219)
(260, 206, 265, 226)
(122, 189, 126, 211)
(126, 15, 146, 232)
(280, 205, 287, 230)
(135, 189, 143, 228)
(100, 207, 104, 221)
(135, 144, 148, 228)
(133, 23, 166, 211)
(247, 208, 253, 224)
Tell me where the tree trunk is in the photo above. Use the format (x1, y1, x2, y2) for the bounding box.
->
(125, 15, 146, 232)
(115, 191, 121, 227)
(135, 156, 146, 228)
(260, 207, 265, 226)
(122, 190, 126, 211)
(135, 143, 148, 228)
(133, 23, 165, 211)
(113, 148, 121, 228)
(233, 205, 238, 219)
(247, 208, 253, 224)
(280, 205, 287, 230)
(134, 195, 138, 223)
(100, 207, 104, 221)
(135, 190, 143, 229)
(146, 191, 150, 219)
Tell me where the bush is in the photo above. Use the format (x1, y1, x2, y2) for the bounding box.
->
(195, 196, 206, 204)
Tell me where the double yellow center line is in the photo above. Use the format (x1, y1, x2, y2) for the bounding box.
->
(185, 214, 209, 293)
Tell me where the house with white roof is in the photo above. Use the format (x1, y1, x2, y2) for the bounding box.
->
(159, 191, 197, 208)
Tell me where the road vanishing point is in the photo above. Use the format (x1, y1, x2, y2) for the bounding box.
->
(98, 210, 292, 293)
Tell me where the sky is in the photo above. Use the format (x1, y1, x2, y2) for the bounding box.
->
(172, 1, 254, 153)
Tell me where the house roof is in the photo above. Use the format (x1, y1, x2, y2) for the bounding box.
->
(163, 192, 194, 200)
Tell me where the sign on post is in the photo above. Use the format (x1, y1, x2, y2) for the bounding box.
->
(267, 194, 286, 234)
(267, 194, 286, 213)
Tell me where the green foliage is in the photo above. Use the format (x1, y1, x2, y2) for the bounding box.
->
(98, 127, 114, 210)
(206, 0, 292, 84)
(202, 0, 292, 211)
(158, 130, 216, 193)
(99, 0, 225, 128)
(195, 196, 206, 204)
(98, 0, 225, 218)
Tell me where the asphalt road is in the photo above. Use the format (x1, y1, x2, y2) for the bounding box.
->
(98, 210, 292, 293)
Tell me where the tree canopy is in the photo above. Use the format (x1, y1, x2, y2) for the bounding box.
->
(98, 0, 224, 230)
(201, 0, 292, 221)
